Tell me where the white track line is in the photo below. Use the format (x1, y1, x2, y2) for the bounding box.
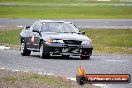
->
(93, 84, 109, 88)
(17, 26, 24, 28)
(0, 46, 10, 50)
(37, 72, 43, 75)
(12, 70, 19, 72)
(67, 77, 76, 81)
(106, 60, 128, 62)
(0, 67, 5, 70)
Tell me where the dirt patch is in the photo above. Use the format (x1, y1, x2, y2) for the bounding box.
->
(0, 69, 99, 88)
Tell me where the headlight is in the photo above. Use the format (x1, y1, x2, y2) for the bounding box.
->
(47, 39, 64, 43)
(81, 40, 92, 44)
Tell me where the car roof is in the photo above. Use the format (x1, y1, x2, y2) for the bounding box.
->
(38, 20, 72, 24)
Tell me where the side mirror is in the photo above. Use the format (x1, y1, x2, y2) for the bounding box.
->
(32, 29, 41, 36)
(24, 26, 30, 30)
(81, 31, 85, 35)
(32, 29, 39, 33)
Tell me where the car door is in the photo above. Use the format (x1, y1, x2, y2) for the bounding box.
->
(29, 21, 41, 50)
(22, 26, 31, 49)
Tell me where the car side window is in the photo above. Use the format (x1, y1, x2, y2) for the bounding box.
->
(30, 21, 42, 31)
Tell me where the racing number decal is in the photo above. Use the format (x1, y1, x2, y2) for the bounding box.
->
(31, 35, 35, 43)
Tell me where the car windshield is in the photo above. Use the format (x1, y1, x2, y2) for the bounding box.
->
(41, 22, 79, 33)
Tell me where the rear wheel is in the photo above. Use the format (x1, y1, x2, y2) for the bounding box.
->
(20, 40, 31, 56)
(40, 42, 50, 59)
(81, 56, 90, 60)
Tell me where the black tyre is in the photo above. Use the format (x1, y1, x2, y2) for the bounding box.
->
(20, 40, 31, 56)
(81, 56, 90, 60)
(40, 42, 50, 59)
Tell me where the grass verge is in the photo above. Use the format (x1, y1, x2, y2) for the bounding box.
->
(0, 29, 21, 45)
(0, 69, 97, 88)
(1, 0, 132, 4)
(0, 0, 132, 19)
(0, 6, 132, 19)
(81, 29, 132, 54)
(0, 28, 132, 54)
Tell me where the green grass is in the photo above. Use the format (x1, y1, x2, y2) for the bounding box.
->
(0, 0, 132, 19)
(26, 74, 71, 87)
(0, 29, 21, 45)
(1, 71, 74, 88)
(0, 5, 132, 19)
(18, 74, 71, 88)
(81, 29, 132, 54)
(0, 29, 132, 54)
(0, 69, 94, 88)
(1, 0, 132, 4)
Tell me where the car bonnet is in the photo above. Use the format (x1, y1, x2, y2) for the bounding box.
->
(42, 32, 90, 41)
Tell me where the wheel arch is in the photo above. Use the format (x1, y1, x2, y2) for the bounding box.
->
(39, 39, 43, 48)
(20, 37, 24, 43)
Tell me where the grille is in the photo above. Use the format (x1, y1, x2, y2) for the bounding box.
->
(63, 40, 82, 45)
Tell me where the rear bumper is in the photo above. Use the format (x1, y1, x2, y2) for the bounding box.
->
(43, 43, 93, 56)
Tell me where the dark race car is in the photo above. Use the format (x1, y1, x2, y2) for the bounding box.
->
(20, 20, 93, 59)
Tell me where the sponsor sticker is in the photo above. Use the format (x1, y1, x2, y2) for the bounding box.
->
(76, 66, 131, 85)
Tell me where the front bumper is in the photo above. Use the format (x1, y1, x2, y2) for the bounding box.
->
(43, 42, 93, 56)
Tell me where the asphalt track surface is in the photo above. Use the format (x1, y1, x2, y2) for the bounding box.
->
(0, 49, 132, 88)
(0, 18, 132, 88)
(0, 18, 132, 29)
(0, 3, 132, 7)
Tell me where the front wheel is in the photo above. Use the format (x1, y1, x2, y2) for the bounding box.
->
(40, 42, 50, 59)
(20, 40, 31, 56)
